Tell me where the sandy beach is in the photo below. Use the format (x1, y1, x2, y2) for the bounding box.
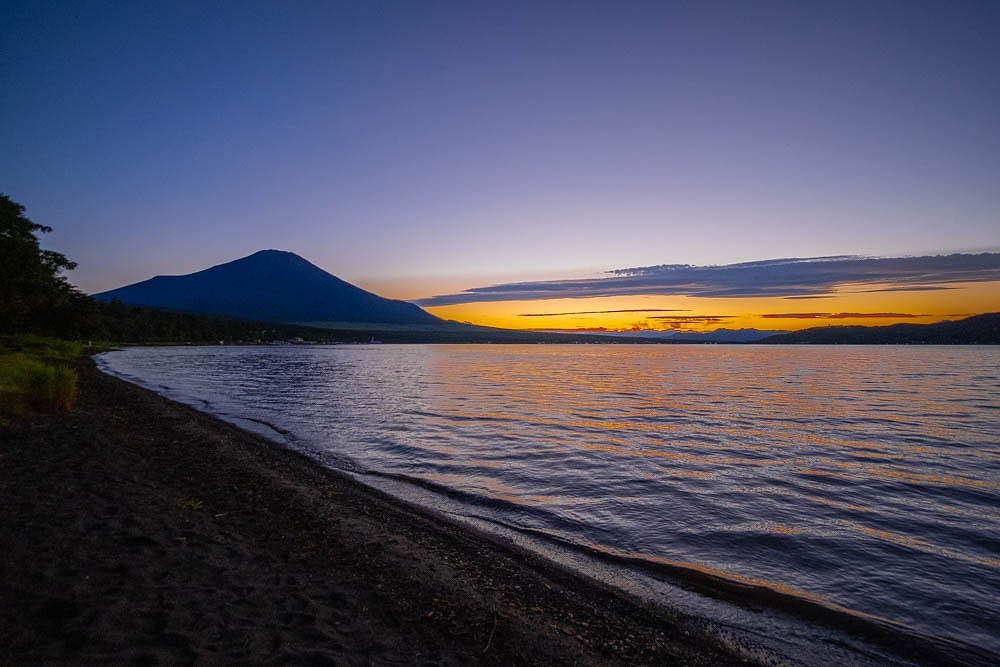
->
(0, 359, 758, 665)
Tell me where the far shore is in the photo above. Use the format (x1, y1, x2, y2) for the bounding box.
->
(1, 358, 760, 664)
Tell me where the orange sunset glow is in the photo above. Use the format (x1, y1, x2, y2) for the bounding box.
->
(423, 280, 999, 333)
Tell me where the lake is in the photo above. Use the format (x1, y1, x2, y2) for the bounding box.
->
(98, 344, 1000, 664)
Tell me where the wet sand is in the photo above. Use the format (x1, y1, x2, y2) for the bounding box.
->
(0, 359, 758, 665)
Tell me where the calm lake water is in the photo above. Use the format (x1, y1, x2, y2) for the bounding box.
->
(98, 344, 1000, 664)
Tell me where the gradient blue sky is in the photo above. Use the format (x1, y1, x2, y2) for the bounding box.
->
(2, 1, 998, 306)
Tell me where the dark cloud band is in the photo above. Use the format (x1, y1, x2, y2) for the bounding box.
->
(416, 253, 1000, 306)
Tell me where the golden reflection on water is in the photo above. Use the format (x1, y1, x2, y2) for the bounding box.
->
(813, 460, 994, 490)
(749, 521, 803, 536)
(840, 519, 1000, 569)
(652, 468, 715, 479)
(417, 344, 1000, 577)
(790, 491, 873, 514)
(351, 342, 1000, 651)
(422, 344, 998, 471)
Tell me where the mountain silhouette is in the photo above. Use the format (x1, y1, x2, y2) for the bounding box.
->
(92, 250, 441, 326)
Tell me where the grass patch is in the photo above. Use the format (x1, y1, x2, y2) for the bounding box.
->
(0, 336, 83, 422)
(24, 360, 78, 411)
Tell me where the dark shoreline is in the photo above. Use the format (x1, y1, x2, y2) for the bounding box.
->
(2, 359, 762, 664)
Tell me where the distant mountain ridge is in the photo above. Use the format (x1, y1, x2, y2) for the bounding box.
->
(759, 313, 1000, 344)
(660, 328, 787, 343)
(92, 250, 441, 326)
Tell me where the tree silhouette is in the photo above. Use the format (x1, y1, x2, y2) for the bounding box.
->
(0, 194, 79, 333)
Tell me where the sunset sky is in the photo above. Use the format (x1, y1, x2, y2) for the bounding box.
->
(2, 2, 998, 332)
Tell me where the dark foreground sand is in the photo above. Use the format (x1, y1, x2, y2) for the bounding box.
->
(0, 359, 758, 665)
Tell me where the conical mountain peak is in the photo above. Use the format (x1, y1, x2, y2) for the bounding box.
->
(93, 251, 440, 326)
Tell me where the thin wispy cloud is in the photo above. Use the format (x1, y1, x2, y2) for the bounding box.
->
(761, 312, 927, 320)
(783, 295, 837, 300)
(528, 327, 614, 333)
(417, 254, 1000, 306)
(648, 315, 736, 320)
(859, 285, 957, 293)
(518, 308, 689, 317)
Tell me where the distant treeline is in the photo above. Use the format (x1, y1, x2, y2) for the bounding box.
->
(759, 313, 1000, 345)
(27, 295, 344, 344)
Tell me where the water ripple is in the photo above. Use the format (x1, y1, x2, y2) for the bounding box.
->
(99, 344, 1000, 661)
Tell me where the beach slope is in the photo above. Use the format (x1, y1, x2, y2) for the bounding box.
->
(0, 359, 753, 665)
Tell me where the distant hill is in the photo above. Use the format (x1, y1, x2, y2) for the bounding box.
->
(93, 250, 441, 326)
(759, 313, 1000, 345)
(583, 328, 786, 342)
